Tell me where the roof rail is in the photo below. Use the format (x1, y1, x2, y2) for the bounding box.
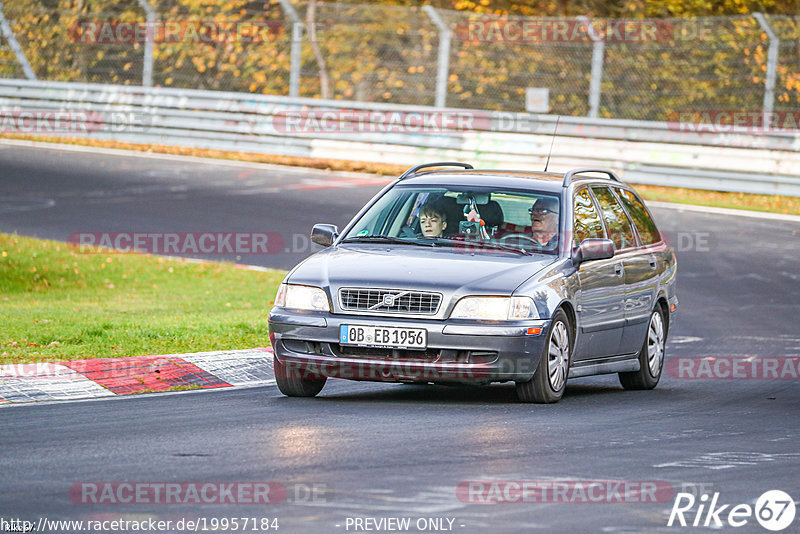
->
(562, 168, 621, 188)
(398, 162, 473, 180)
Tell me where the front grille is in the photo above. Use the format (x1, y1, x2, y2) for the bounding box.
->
(330, 344, 499, 364)
(332, 344, 440, 361)
(338, 288, 441, 315)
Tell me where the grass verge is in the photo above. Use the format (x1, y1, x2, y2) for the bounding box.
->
(3, 134, 799, 216)
(0, 233, 284, 364)
(634, 184, 800, 216)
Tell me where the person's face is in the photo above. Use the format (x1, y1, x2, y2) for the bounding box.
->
(420, 212, 446, 237)
(530, 202, 559, 233)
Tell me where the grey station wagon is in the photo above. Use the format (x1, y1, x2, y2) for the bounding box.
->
(267, 163, 677, 403)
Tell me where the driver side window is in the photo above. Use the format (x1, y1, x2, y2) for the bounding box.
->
(573, 188, 605, 246)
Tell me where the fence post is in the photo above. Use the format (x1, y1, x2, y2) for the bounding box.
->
(753, 13, 778, 127)
(136, 0, 156, 87)
(278, 0, 302, 98)
(0, 1, 36, 80)
(577, 16, 604, 118)
(423, 5, 450, 108)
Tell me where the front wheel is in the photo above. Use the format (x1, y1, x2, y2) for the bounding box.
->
(273, 356, 327, 397)
(516, 309, 572, 403)
(619, 306, 666, 390)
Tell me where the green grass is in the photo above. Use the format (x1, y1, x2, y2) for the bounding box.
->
(0, 233, 285, 364)
(635, 184, 800, 216)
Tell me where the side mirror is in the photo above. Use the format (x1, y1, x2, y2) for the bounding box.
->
(311, 224, 339, 247)
(572, 238, 615, 267)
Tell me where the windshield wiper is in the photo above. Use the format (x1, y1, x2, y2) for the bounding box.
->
(341, 235, 435, 247)
(434, 238, 530, 255)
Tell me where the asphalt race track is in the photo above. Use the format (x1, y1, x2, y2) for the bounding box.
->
(2, 142, 799, 533)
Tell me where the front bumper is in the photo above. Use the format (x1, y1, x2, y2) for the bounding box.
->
(668, 295, 679, 315)
(268, 308, 550, 384)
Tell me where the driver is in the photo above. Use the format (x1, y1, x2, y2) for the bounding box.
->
(529, 197, 559, 247)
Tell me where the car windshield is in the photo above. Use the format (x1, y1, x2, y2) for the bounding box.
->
(341, 186, 561, 254)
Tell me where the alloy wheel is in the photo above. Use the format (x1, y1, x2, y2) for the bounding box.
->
(548, 320, 570, 391)
(647, 312, 665, 376)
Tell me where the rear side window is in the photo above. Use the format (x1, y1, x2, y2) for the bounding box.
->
(614, 188, 661, 245)
(592, 187, 636, 250)
(573, 188, 605, 245)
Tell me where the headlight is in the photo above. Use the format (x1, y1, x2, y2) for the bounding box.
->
(450, 296, 538, 320)
(274, 283, 330, 312)
(274, 283, 287, 307)
(508, 296, 538, 320)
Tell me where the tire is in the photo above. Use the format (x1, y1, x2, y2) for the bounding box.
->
(273, 356, 327, 397)
(619, 305, 666, 390)
(516, 309, 572, 403)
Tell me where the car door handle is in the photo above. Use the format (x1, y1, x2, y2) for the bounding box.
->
(614, 263, 624, 277)
(648, 256, 658, 270)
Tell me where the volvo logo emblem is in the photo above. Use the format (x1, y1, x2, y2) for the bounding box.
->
(367, 290, 410, 311)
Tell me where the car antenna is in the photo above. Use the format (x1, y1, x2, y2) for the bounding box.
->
(543, 115, 560, 172)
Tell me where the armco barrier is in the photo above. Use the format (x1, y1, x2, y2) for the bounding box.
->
(1, 79, 799, 196)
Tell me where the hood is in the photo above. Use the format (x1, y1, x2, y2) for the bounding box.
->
(286, 243, 557, 316)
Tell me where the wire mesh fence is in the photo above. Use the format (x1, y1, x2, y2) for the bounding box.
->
(599, 16, 767, 120)
(770, 15, 800, 113)
(295, 2, 440, 105)
(0, 0, 798, 122)
(0, 40, 24, 80)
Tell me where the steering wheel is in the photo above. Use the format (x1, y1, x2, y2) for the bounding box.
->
(498, 233, 541, 246)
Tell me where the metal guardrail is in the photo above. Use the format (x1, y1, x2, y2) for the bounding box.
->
(2, 79, 799, 196)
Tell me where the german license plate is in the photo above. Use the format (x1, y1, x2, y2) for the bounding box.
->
(339, 324, 427, 350)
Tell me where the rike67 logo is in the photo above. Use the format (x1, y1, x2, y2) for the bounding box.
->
(668, 490, 796, 531)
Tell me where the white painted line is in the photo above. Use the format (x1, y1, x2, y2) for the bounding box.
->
(0, 349, 277, 406)
(0, 363, 114, 403)
(648, 200, 800, 223)
(653, 452, 800, 470)
(233, 263, 273, 272)
(180, 348, 275, 387)
(0, 375, 280, 409)
(153, 254, 278, 273)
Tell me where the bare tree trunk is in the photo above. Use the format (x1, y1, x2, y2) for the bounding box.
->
(306, 0, 330, 99)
